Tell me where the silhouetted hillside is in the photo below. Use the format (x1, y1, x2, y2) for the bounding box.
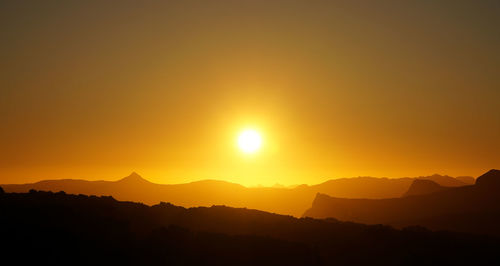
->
(475, 169, 500, 188)
(304, 169, 500, 236)
(1, 173, 472, 217)
(0, 189, 498, 265)
(403, 179, 449, 197)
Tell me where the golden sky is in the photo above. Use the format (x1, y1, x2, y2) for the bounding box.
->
(1, 1, 499, 186)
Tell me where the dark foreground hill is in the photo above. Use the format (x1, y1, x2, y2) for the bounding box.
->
(1, 172, 473, 217)
(304, 170, 500, 235)
(0, 188, 498, 265)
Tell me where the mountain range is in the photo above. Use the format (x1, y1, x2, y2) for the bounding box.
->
(304, 169, 500, 235)
(1, 172, 473, 217)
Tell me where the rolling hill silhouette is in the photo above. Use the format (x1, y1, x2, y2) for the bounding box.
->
(304, 169, 500, 235)
(1, 172, 473, 217)
(0, 188, 498, 265)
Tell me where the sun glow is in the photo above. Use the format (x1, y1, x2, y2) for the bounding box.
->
(237, 129, 262, 154)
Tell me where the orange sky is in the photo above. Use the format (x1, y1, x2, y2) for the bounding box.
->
(1, 1, 499, 186)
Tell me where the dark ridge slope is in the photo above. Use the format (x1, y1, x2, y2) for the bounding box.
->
(476, 169, 500, 188)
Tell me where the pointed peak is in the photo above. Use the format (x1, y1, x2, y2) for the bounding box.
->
(118, 172, 149, 183)
(129, 171, 141, 178)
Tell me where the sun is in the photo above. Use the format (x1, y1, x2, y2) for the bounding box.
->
(237, 129, 262, 154)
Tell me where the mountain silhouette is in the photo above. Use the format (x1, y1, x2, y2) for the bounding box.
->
(1, 172, 473, 217)
(1, 188, 498, 265)
(304, 169, 500, 235)
(403, 179, 449, 197)
(415, 174, 473, 187)
(475, 169, 500, 188)
(456, 175, 476, 184)
(117, 171, 151, 184)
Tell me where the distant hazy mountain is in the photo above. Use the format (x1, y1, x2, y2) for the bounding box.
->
(1, 172, 472, 217)
(304, 169, 500, 235)
(456, 175, 476, 185)
(402, 179, 449, 197)
(1, 189, 498, 265)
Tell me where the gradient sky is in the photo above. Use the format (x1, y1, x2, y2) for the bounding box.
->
(1, 0, 499, 186)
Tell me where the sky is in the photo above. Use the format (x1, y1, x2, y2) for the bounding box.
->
(1, 0, 499, 186)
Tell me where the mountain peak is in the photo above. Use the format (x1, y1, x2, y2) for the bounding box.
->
(403, 179, 447, 197)
(475, 169, 500, 188)
(118, 172, 149, 183)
